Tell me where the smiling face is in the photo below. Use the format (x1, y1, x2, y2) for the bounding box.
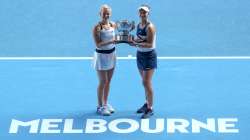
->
(139, 9, 149, 21)
(100, 7, 112, 21)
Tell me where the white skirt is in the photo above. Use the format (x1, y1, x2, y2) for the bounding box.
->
(93, 51, 116, 70)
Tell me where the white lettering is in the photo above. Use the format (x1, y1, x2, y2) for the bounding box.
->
(192, 118, 216, 133)
(108, 119, 139, 133)
(167, 119, 189, 133)
(9, 119, 40, 133)
(85, 119, 107, 133)
(63, 119, 83, 133)
(141, 118, 164, 133)
(40, 119, 62, 133)
(218, 118, 239, 133)
(8, 118, 239, 134)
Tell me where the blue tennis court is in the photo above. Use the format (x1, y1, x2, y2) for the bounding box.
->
(1, 0, 250, 140)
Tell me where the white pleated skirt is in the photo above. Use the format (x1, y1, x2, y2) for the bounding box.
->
(92, 51, 116, 71)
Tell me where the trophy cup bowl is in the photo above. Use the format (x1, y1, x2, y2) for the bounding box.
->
(115, 20, 135, 43)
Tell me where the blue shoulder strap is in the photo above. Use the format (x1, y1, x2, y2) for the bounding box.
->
(137, 22, 151, 41)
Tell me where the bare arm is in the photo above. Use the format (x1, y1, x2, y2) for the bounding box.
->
(110, 21, 117, 30)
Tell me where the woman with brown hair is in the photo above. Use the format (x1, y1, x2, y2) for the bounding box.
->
(130, 4, 157, 118)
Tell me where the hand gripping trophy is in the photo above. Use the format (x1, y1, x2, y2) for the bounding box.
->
(115, 20, 135, 43)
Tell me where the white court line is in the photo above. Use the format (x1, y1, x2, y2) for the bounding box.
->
(0, 56, 250, 60)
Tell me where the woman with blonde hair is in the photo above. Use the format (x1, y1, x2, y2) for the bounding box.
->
(92, 4, 116, 116)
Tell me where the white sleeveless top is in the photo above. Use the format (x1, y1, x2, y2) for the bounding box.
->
(96, 27, 115, 50)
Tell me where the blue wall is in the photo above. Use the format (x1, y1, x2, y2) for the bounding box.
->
(0, 0, 250, 56)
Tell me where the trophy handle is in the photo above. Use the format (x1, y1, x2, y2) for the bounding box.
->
(115, 21, 120, 31)
(130, 21, 135, 32)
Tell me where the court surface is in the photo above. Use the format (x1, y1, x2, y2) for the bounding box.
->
(1, 0, 250, 140)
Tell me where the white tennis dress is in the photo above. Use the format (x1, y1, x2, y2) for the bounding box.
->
(93, 26, 116, 70)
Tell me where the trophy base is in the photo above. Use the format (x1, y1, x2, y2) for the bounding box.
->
(116, 40, 132, 43)
(115, 35, 134, 44)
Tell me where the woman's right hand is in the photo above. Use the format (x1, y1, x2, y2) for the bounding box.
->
(127, 36, 136, 46)
(111, 39, 118, 44)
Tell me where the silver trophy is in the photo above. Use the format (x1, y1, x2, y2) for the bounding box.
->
(115, 20, 135, 43)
